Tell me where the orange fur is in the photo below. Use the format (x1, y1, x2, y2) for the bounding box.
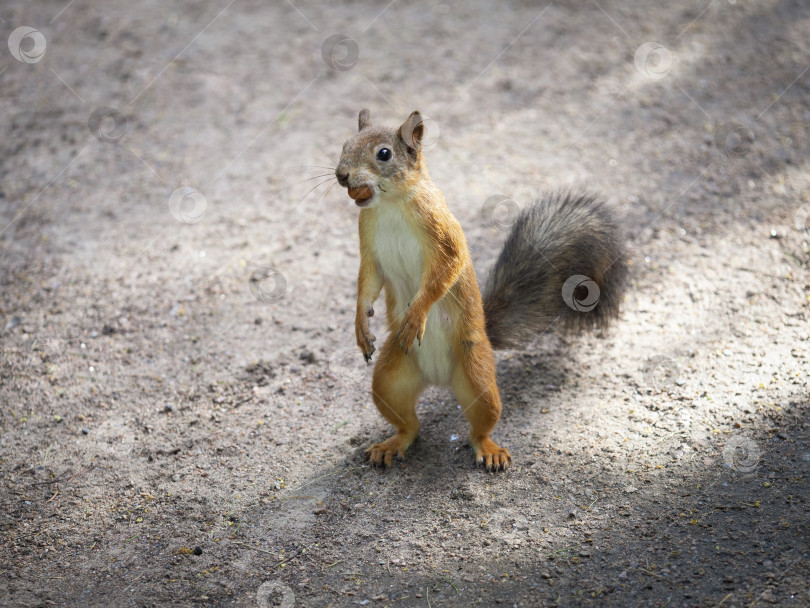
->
(335, 110, 511, 469)
(336, 112, 510, 470)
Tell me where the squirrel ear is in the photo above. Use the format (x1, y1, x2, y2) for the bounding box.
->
(358, 109, 372, 131)
(397, 111, 424, 156)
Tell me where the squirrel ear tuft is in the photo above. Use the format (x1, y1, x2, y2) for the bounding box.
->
(358, 109, 372, 131)
(397, 111, 424, 156)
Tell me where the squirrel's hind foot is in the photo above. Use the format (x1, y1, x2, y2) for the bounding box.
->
(473, 438, 512, 472)
(365, 433, 415, 468)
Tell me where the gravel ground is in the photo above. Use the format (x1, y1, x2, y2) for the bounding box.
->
(1, 1, 808, 606)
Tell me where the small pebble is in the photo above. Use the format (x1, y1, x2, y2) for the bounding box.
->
(193, 546, 202, 556)
(164, 403, 175, 413)
(81, 428, 90, 435)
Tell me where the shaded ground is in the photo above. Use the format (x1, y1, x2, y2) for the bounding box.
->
(1, 0, 809, 606)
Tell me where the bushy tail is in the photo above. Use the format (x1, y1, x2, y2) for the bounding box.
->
(482, 191, 628, 350)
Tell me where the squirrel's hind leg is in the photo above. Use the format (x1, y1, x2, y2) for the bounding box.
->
(365, 335, 425, 468)
(451, 344, 511, 472)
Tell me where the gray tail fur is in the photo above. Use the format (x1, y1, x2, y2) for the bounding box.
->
(482, 191, 628, 350)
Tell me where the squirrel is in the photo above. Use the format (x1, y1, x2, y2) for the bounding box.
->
(335, 109, 628, 471)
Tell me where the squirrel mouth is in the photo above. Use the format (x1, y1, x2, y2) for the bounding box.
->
(348, 185, 373, 206)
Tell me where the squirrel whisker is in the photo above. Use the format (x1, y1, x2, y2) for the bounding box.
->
(291, 177, 336, 207)
(284, 165, 337, 171)
(274, 174, 335, 198)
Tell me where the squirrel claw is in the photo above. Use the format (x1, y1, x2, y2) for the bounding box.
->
(473, 439, 512, 472)
(356, 318, 376, 360)
(365, 436, 410, 468)
(396, 312, 425, 352)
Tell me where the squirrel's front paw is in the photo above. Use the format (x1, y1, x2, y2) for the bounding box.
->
(355, 321, 376, 362)
(396, 309, 426, 353)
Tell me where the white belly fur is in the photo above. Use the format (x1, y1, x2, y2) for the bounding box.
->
(373, 205, 454, 386)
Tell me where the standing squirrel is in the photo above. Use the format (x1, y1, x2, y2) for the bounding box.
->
(335, 109, 627, 471)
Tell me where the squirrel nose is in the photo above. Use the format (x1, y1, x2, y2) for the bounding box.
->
(336, 170, 349, 187)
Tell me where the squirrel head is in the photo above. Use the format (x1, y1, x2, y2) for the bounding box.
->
(335, 109, 427, 208)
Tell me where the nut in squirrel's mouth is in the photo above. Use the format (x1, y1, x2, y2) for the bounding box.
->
(347, 185, 373, 207)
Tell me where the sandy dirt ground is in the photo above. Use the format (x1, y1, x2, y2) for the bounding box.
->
(1, 0, 809, 606)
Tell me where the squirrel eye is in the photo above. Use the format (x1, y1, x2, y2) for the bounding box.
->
(376, 148, 392, 161)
